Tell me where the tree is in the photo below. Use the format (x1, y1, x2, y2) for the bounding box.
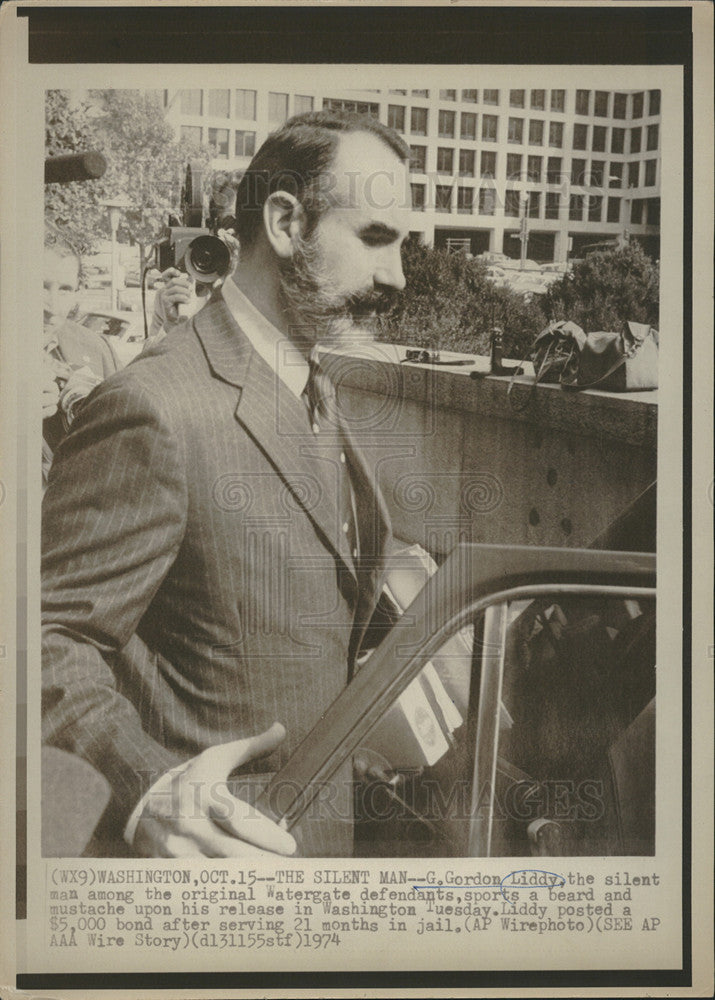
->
(44, 90, 108, 263)
(543, 243, 660, 332)
(46, 90, 213, 279)
(206, 168, 245, 230)
(89, 90, 212, 275)
(383, 240, 546, 359)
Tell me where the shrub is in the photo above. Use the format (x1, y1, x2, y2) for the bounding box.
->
(542, 242, 660, 332)
(381, 240, 546, 360)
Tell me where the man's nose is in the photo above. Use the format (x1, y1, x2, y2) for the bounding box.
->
(44, 283, 59, 319)
(374, 250, 406, 293)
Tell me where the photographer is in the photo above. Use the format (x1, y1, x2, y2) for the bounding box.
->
(147, 266, 206, 341)
(148, 228, 240, 342)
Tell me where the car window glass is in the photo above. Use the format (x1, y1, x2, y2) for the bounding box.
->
(350, 593, 655, 859)
(82, 315, 109, 335)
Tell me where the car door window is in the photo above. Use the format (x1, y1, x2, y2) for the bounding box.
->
(353, 592, 655, 859)
(263, 585, 655, 859)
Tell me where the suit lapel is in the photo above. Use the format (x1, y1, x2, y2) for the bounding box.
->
(340, 419, 393, 671)
(193, 294, 359, 584)
(340, 421, 391, 565)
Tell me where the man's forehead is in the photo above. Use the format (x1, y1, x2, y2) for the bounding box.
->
(45, 248, 78, 284)
(323, 131, 410, 214)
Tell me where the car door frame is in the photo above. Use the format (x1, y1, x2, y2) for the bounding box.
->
(257, 543, 656, 853)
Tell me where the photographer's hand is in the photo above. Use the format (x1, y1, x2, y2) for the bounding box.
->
(132, 722, 297, 858)
(155, 267, 194, 325)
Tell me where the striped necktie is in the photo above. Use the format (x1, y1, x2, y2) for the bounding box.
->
(304, 349, 340, 429)
(303, 349, 360, 564)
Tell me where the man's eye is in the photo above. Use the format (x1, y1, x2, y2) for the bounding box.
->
(361, 234, 386, 247)
(359, 227, 400, 248)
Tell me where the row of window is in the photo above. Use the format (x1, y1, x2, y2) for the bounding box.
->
(575, 89, 660, 119)
(181, 125, 257, 157)
(565, 194, 660, 225)
(411, 184, 560, 217)
(389, 88, 499, 105)
(179, 89, 314, 122)
(322, 97, 380, 116)
(183, 93, 386, 136)
(183, 119, 659, 193)
(410, 184, 660, 225)
(405, 107, 564, 144)
(410, 144, 657, 188)
(178, 88, 662, 128)
(570, 158, 658, 188)
(397, 107, 660, 151)
(393, 88, 661, 118)
(573, 122, 659, 153)
(400, 104, 659, 153)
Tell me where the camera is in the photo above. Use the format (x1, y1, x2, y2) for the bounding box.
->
(404, 349, 441, 363)
(155, 227, 231, 285)
(154, 161, 233, 285)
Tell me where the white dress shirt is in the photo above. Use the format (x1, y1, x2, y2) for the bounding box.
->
(221, 277, 310, 401)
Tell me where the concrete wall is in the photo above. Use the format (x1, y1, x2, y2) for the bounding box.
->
(323, 344, 657, 556)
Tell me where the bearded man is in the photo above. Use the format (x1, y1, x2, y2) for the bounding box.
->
(41, 111, 411, 858)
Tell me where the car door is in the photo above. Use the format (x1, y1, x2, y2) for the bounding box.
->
(255, 544, 656, 859)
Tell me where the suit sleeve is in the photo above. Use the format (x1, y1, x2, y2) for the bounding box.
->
(42, 374, 189, 825)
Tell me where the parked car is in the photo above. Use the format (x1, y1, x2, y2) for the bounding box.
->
(125, 267, 162, 289)
(76, 309, 146, 368)
(81, 252, 125, 289)
(256, 544, 656, 859)
(540, 261, 571, 275)
(476, 251, 509, 265)
(496, 257, 534, 272)
(42, 544, 656, 859)
(81, 261, 111, 290)
(484, 265, 507, 284)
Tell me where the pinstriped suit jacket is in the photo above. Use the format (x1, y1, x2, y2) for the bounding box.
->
(42, 291, 392, 853)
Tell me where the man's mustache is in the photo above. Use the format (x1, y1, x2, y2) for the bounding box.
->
(342, 287, 400, 319)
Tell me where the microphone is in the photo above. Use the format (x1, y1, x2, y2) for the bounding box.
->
(45, 152, 107, 185)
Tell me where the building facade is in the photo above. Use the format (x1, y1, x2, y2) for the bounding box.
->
(162, 85, 661, 263)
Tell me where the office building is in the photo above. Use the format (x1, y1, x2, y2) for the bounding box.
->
(162, 85, 662, 262)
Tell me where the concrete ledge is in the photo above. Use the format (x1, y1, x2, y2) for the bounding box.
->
(322, 342, 657, 450)
(320, 342, 658, 555)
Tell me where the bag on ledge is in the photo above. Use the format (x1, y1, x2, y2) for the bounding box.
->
(528, 319, 659, 392)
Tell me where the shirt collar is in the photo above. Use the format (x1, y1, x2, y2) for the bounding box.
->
(221, 277, 309, 399)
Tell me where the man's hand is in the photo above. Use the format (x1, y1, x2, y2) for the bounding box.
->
(59, 365, 103, 426)
(133, 723, 296, 858)
(42, 364, 61, 419)
(155, 267, 194, 324)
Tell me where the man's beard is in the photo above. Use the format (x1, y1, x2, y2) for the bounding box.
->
(278, 232, 398, 348)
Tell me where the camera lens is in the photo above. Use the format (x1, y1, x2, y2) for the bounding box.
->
(184, 235, 231, 282)
(192, 247, 214, 274)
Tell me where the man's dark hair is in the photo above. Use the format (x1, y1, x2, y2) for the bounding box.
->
(235, 110, 409, 249)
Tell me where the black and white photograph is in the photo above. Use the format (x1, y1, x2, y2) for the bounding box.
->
(1, 2, 712, 995)
(40, 80, 662, 862)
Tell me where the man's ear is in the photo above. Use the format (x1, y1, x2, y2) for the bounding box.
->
(263, 191, 305, 259)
